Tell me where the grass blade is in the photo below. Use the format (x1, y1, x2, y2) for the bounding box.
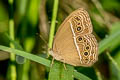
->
(73, 71, 92, 80)
(60, 64, 74, 80)
(8, 0, 17, 79)
(48, 0, 59, 49)
(99, 31, 120, 54)
(0, 45, 51, 67)
(5, 33, 25, 64)
(48, 61, 61, 80)
(0, 45, 91, 80)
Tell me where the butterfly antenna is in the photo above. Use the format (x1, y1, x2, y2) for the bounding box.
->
(36, 33, 52, 58)
(36, 33, 48, 48)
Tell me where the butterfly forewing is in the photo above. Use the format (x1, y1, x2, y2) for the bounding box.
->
(52, 18, 80, 66)
(71, 8, 93, 36)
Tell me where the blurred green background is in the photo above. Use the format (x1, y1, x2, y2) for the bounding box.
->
(0, 0, 120, 80)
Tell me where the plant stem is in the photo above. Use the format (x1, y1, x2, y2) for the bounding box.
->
(48, 0, 59, 49)
(106, 52, 120, 71)
(0, 45, 91, 80)
(8, 0, 17, 80)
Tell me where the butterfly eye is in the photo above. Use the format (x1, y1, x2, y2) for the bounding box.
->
(84, 40, 86, 42)
(75, 16, 80, 21)
(78, 23, 80, 25)
(77, 27, 81, 31)
(78, 37, 82, 41)
(87, 43, 89, 45)
(84, 58, 88, 63)
(86, 46, 89, 50)
(84, 52, 88, 56)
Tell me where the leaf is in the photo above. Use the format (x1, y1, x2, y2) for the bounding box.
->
(0, 45, 91, 80)
(48, 61, 61, 80)
(109, 51, 120, 80)
(4, 33, 25, 64)
(99, 31, 120, 54)
(73, 71, 92, 80)
(48, 61, 74, 80)
(60, 64, 74, 80)
(109, 22, 120, 51)
(0, 45, 51, 67)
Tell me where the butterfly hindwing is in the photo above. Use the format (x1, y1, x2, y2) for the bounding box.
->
(75, 34, 98, 66)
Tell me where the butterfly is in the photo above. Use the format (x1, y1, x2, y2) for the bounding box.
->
(49, 8, 98, 67)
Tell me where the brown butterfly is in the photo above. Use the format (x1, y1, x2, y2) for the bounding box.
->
(49, 8, 98, 67)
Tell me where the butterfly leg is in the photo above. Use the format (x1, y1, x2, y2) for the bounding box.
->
(63, 59, 67, 70)
(50, 57, 55, 67)
(63, 63, 67, 70)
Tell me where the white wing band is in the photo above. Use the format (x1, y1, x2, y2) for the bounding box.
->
(69, 21, 82, 64)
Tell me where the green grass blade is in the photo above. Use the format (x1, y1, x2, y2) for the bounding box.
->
(48, 0, 59, 49)
(8, 0, 17, 79)
(0, 45, 51, 67)
(5, 33, 25, 64)
(60, 64, 74, 80)
(47, 0, 66, 80)
(48, 61, 74, 80)
(49, 62, 74, 80)
(73, 71, 92, 80)
(48, 61, 61, 80)
(5, 33, 23, 50)
(94, 68, 102, 80)
(0, 45, 91, 80)
(99, 31, 120, 54)
(106, 52, 120, 71)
